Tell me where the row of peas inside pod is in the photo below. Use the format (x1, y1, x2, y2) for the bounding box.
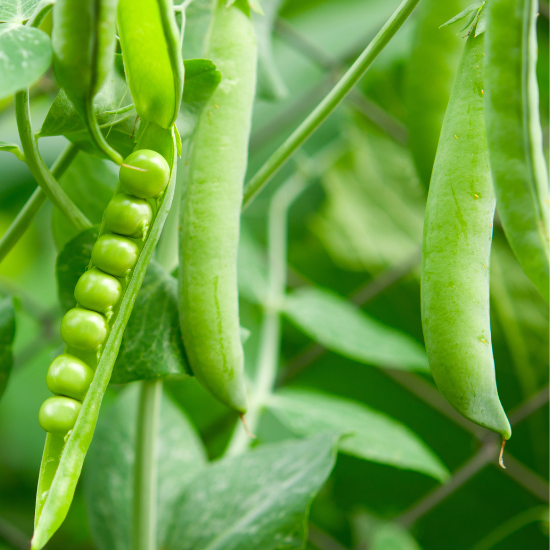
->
(38, 150, 170, 436)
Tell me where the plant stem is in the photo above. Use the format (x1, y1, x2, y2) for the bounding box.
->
(133, 378, 163, 550)
(0, 143, 79, 264)
(14, 90, 91, 231)
(225, 171, 310, 456)
(241, 0, 420, 209)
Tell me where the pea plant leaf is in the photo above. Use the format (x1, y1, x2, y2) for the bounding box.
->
(253, 0, 288, 101)
(0, 0, 41, 23)
(56, 226, 100, 313)
(51, 153, 118, 250)
(178, 59, 221, 142)
(84, 385, 207, 550)
(0, 141, 24, 161)
(0, 296, 16, 400)
(0, 23, 52, 99)
(353, 513, 423, 550)
(113, 262, 191, 383)
(268, 389, 449, 482)
(282, 287, 430, 372)
(165, 433, 338, 550)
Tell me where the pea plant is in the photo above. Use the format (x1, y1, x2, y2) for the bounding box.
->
(0, 0, 548, 549)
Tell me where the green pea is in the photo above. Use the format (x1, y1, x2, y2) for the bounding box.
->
(91, 234, 140, 277)
(46, 354, 94, 401)
(119, 149, 171, 199)
(104, 193, 153, 237)
(484, 0, 549, 302)
(421, 31, 511, 439)
(74, 268, 122, 313)
(178, 0, 256, 414)
(39, 396, 82, 435)
(60, 308, 108, 351)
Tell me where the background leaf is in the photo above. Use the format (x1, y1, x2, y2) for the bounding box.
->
(0, 296, 15, 400)
(0, 140, 24, 161)
(113, 262, 191, 383)
(84, 385, 207, 550)
(165, 433, 338, 550)
(283, 286, 429, 372)
(268, 389, 449, 481)
(0, 24, 51, 99)
(0, 0, 41, 24)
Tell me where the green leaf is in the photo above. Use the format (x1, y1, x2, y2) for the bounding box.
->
(113, 262, 191, 383)
(182, 59, 222, 105)
(282, 287, 429, 372)
(0, 141, 24, 161)
(84, 385, 207, 550)
(253, 0, 288, 101)
(0, 296, 15, 400)
(52, 153, 118, 250)
(353, 513, 423, 550)
(238, 224, 269, 304)
(268, 389, 449, 482)
(0, 0, 41, 23)
(0, 24, 52, 99)
(165, 433, 338, 550)
(56, 225, 100, 313)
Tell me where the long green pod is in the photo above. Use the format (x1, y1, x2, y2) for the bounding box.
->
(406, 0, 468, 190)
(484, 0, 549, 302)
(51, 0, 123, 164)
(421, 32, 511, 439)
(178, 0, 257, 413)
(31, 124, 178, 550)
(117, 0, 184, 129)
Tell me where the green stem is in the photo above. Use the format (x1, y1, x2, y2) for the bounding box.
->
(225, 171, 310, 456)
(0, 143, 79, 264)
(133, 378, 163, 550)
(14, 90, 91, 231)
(84, 99, 124, 165)
(241, 0, 420, 209)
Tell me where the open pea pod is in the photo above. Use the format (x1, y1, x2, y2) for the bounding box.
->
(51, 0, 123, 164)
(118, 0, 184, 129)
(31, 123, 179, 550)
(484, 0, 550, 302)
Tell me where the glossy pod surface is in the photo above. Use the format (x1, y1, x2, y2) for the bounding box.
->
(91, 234, 140, 277)
(46, 355, 94, 401)
(74, 268, 122, 312)
(60, 308, 108, 351)
(39, 396, 82, 435)
(421, 32, 511, 439)
(104, 193, 153, 237)
(119, 149, 171, 199)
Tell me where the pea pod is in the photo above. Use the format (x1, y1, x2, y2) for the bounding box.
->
(51, 0, 123, 164)
(32, 125, 179, 550)
(484, 0, 549, 302)
(406, 0, 468, 190)
(117, 0, 184, 129)
(178, 0, 257, 413)
(421, 31, 511, 439)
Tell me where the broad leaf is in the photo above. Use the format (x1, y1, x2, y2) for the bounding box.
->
(253, 0, 288, 101)
(238, 224, 269, 304)
(0, 0, 41, 24)
(52, 153, 118, 250)
(113, 262, 191, 383)
(0, 141, 24, 161)
(0, 24, 51, 99)
(0, 296, 15, 400)
(283, 287, 429, 372)
(353, 513, 423, 550)
(84, 385, 206, 550)
(268, 389, 449, 482)
(165, 433, 338, 550)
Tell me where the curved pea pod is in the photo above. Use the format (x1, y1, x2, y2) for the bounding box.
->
(406, 0, 468, 191)
(421, 32, 511, 439)
(117, 0, 184, 129)
(178, 0, 257, 413)
(31, 124, 179, 550)
(51, 0, 123, 165)
(484, 0, 549, 303)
